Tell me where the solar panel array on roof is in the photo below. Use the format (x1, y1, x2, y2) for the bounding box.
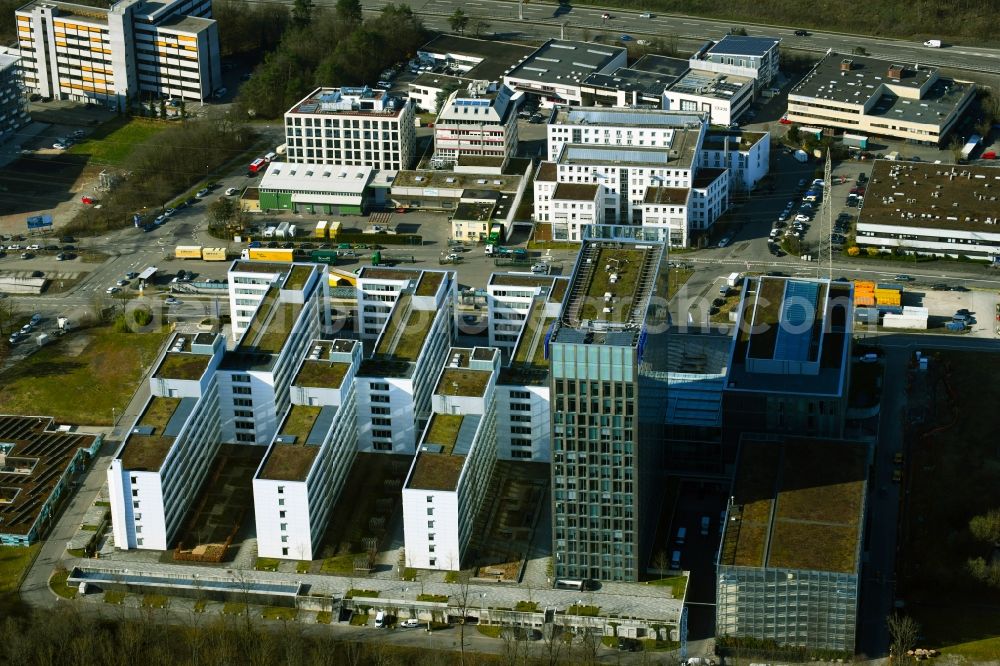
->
(773, 281, 819, 362)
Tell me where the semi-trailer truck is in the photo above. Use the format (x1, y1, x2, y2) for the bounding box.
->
(240, 247, 294, 262)
(175, 245, 202, 259)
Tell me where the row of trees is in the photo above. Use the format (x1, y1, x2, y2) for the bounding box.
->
(213, 0, 291, 59)
(235, 2, 428, 120)
(64, 114, 255, 235)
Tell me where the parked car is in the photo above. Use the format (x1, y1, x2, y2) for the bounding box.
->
(164, 296, 180, 306)
(195, 188, 210, 198)
(126, 272, 139, 280)
(400, 619, 420, 628)
(794, 29, 809, 36)
(116, 278, 129, 287)
(949, 285, 970, 292)
(20, 252, 32, 259)
(225, 187, 239, 196)
(164, 207, 176, 217)
(894, 274, 914, 282)
(106, 286, 120, 294)
(639, 12, 653, 18)
(717, 236, 732, 248)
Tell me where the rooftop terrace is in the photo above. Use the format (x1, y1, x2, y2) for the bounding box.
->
(720, 437, 868, 574)
(559, 242, 659, 331)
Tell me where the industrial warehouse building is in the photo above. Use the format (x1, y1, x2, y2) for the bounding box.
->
(256, 162, 394, 215)
(856, 160, 1000, 259)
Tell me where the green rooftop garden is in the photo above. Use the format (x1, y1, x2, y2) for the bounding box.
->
(259, 444, 319, 481)
(155, 353, 210, 381)
(281, 405, 322, 442)
(435, 368, 490, 397)
(425, 414, 464, 454)
(254, 303, 303, 355)
(139, 396, 181, 433)
(415, 272, 443, 296)
(294, 361, 350, 389)
(284, 265, 312, 291)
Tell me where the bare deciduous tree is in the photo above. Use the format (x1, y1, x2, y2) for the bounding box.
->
(887, 613, 920, 662)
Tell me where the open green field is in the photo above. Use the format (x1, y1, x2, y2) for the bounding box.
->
(900, 350, 1000, 659)
(67, 118, 167, 166)
(0, 326, 169, 425)
(0, 543, 40, 599)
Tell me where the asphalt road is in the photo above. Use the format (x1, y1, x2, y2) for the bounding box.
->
(359, 0, 1000, 76)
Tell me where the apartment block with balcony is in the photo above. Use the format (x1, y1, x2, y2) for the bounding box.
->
(253, 339, 362, 560)
(0, 54, 29, 144)
(356, 269, 457, 453)
(284, 86, 416, 171)
(218, 263, 330, 446)
(107, 332, 225, 550)
(402, 347, 500, 570)
(15, 0, 221, 105)
(434, 82, 518, 162)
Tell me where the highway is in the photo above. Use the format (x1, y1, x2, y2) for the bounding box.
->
(359, 0, 1000, 76)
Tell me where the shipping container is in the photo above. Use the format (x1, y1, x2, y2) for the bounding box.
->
(201, 247, 228, 261)
(315, 220, 329, 239)
(327, 221, 342, 239)
(310, 249, 339, 264)
(175, 245, 203, 259)
(241, 247, 294, 262)
(854, 307, 880, 324)
(275, 222, 290, 239)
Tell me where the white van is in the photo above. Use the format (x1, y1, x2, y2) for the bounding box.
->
(676, 527, 686, 545)
(923, 39, 942, 48)
(375, 610, 386, 628)
(264, 151, 277, 163)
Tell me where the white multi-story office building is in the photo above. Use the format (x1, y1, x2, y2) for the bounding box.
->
(536, 107, 731, 245)
(502, 39, 627, 107)
(434, 81, 518, 162)
(218, 262, 330, 446)
(253, 339, 362, 560)
(786, 53, 975, 147)
(487, 274, 566, 463)
(284, 86, 416, 171)
(108, 332, 225, 550)
(663, 69, 754, 126)
(402, 347, 500, 570)
(355, 268, 457, 453)
(699, 129, 771, 193)
(16, 0, 221, 106)
(688, 36, 781, 91)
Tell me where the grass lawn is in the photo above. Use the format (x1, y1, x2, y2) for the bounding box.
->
(0, 543, 40, 598)
(142, 593, 169, 609)
(67, 118, 166, 166)
(710, 293, 743, 324)
(316, 611, 332, 624)
(222, 602, 248, 616)
(666, 268, 694, 300)
(104, 590, 126, 605)
(477, 625, 503, 638)
(0, 325, 169, 425)
(296, 561, 311, 574)
(48, 568, 77, 600)
(349, 612, 370, 626)
(255, 557, 280, 572)
(261, 606, 297, 621)
(345, 589, 379, 600)
(193, 599, 208, 613)
(416, 593, 448, 603)
(568, 604, 600, 616)
(646, 575, 688, 600)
